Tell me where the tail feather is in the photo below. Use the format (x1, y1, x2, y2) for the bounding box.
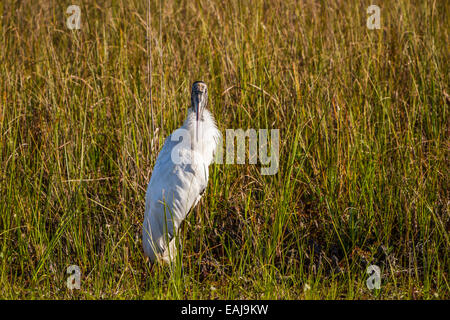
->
(160, 238, 178, 264)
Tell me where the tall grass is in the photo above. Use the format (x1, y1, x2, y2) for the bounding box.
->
(0, 0, 448, 299)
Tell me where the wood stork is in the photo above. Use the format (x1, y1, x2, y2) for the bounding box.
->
(142, 81, 221, 264)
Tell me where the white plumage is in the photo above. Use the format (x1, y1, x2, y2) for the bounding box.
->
(142, 81, 221, 264)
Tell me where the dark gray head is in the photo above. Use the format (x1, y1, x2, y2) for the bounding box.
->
(191, 81, 208, 123)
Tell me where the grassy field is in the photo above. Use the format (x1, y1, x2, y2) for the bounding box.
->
(0, 0, 448, 299)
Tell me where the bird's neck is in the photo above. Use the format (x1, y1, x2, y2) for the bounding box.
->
(182, 108, 221, 165)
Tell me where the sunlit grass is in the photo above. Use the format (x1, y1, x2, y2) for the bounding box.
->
(0, 0, 448, 299)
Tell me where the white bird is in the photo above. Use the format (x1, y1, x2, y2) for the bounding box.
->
(142, 81, 221, 264)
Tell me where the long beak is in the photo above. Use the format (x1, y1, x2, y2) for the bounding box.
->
(192, 91, 206, 141)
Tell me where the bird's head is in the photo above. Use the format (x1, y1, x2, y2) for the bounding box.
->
(191, 81, 208, 141)
(191, 81, 208, 123)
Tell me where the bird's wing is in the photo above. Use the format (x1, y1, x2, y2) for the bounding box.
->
(143, 132, 208, 260)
